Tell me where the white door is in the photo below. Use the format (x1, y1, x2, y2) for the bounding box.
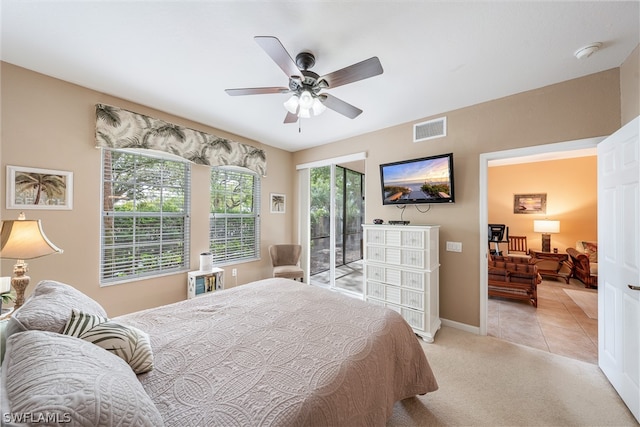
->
(598, 116, 640, 422)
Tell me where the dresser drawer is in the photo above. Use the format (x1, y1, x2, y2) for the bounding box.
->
(366, 228, 386, 245)
(402, 289, 424, 311)
(366, 264, 428, 292)
(365, 228, 427, 249)
(365, 298, 425, 332)
(365, 245, 431, 270)
(365, 264, 401, 286)
(365, 281, 401, 305)
(401, 307, 425, 331)
(402, 270, 425, 291)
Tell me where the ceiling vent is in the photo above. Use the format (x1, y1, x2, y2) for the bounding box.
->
(413, 117, 447, 142)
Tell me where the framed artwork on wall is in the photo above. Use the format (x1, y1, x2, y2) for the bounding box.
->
(6, 165, 73, 210)
(513, 193, 546, 214)
(270, 193, 285, 214)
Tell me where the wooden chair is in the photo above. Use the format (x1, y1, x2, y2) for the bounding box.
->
(507, 235, 529, 258)
(269, 244, 304, 282)
(567, 247, 598, 288)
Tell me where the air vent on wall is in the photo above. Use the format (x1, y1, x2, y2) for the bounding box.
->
(413, 117, 447, 142)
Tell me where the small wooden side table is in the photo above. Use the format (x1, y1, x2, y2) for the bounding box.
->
(529, 250, 571, 284)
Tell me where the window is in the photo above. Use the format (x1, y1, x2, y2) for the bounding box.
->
(101, 149, 190, 284)
(210, 167, 260, 264)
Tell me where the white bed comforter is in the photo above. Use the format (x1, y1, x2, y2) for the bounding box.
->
(116, 278, 438, 426)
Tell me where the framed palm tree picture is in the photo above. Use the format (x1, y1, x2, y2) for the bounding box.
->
(270, 193, 285, 213)
(6, 166, 73, 210)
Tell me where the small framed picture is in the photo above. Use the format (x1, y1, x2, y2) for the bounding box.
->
(513, 193, 546, 214)
(270, 193, 285, 214)
(6, 165, 73, 210)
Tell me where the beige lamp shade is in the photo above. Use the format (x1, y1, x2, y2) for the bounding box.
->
(0, 219, 63, 260)
(533, 220, 560, 234)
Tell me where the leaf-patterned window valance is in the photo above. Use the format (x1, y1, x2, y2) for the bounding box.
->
(95, 104, 266, 176)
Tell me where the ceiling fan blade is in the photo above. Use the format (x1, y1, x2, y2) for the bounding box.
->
(320, 57, 383, 89)
(225, 87, 289, 96)
(284, 111, 298, 124)
(254, 36, 301, 79)
(321, 94, 363, 119)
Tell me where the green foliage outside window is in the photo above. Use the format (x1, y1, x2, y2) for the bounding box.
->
(209, 168, 260, 264)
(101, 150, 190, 283)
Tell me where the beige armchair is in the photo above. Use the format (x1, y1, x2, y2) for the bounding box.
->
(269, 244, 304, 282)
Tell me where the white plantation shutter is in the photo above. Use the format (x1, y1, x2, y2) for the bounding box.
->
(100, 149, 190, 284)
(210, 167, 261, 264)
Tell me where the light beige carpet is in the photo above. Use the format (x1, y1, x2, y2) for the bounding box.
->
(564, 288, 598, 319)
(387, 326, 636, 426)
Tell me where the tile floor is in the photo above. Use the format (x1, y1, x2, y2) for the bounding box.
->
(488, 278, 598, 364)
(309, 261, 363, 294)
(310, 261, 599, 364)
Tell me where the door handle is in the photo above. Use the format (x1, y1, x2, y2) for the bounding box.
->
(629, 285, 640, 291)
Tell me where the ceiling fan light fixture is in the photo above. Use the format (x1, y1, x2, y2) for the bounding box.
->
(298, 90, 314, 110)
(299, 107, 311, 118)
(312, 97, 326, 116)
(228, 36, 384, 124)
(283, 95, 299, 114)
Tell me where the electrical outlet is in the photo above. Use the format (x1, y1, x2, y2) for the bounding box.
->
(232, 268, 237, 277)
(446, 241, 462, 252)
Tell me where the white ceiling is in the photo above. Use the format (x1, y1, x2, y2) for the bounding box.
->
(2, 1, 638, 152)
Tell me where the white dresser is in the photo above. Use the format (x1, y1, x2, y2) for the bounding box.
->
(362, 224, 440, 342)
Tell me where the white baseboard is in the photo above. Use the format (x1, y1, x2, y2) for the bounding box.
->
(441, 318, 481, 335)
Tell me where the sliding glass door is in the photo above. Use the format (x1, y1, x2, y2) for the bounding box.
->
(341, 167, 365, 266)
(310, 166, 331, 276)
(309, 164, 364, 294)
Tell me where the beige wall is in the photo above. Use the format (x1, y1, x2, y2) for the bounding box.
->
(293, 69, 621, 327)
(2, 42, 637, 326)
(488, 156, 597, 255)
(620, 44, 640, 125)
(0, 62, 295, 316)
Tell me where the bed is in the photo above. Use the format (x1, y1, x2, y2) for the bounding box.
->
(1, 278, 438, 426)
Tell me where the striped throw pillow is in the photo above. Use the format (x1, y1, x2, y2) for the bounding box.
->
(62, 309, 154, 374)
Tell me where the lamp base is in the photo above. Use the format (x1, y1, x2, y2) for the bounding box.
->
(541, 233, 551, 253)
(12, 261, 30, 310)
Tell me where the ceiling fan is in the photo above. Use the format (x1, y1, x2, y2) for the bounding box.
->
(225, 36, 383, 123)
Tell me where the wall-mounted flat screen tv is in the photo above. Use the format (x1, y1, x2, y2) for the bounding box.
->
(380, 153, 455, 205)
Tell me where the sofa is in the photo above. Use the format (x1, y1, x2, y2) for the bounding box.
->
(488, 258, 541, 307)
(567, 240, 598, 288)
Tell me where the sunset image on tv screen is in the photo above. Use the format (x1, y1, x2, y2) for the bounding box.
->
(382, 157, 451, 203)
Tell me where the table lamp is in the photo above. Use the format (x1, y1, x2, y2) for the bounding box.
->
(533, 219, 560, 253)
(0, 212, 63, 310)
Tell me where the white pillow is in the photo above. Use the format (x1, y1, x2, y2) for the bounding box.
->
(7, 280, 107, 341)
(62, 309, 154, 374)
(2, 330, 164, 426)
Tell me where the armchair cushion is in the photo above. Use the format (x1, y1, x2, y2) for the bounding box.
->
(489, 254, 533, 265)
(269, 244, 304, 281)
(567, 247, 598, 288)
(577, 241, 598, 264)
